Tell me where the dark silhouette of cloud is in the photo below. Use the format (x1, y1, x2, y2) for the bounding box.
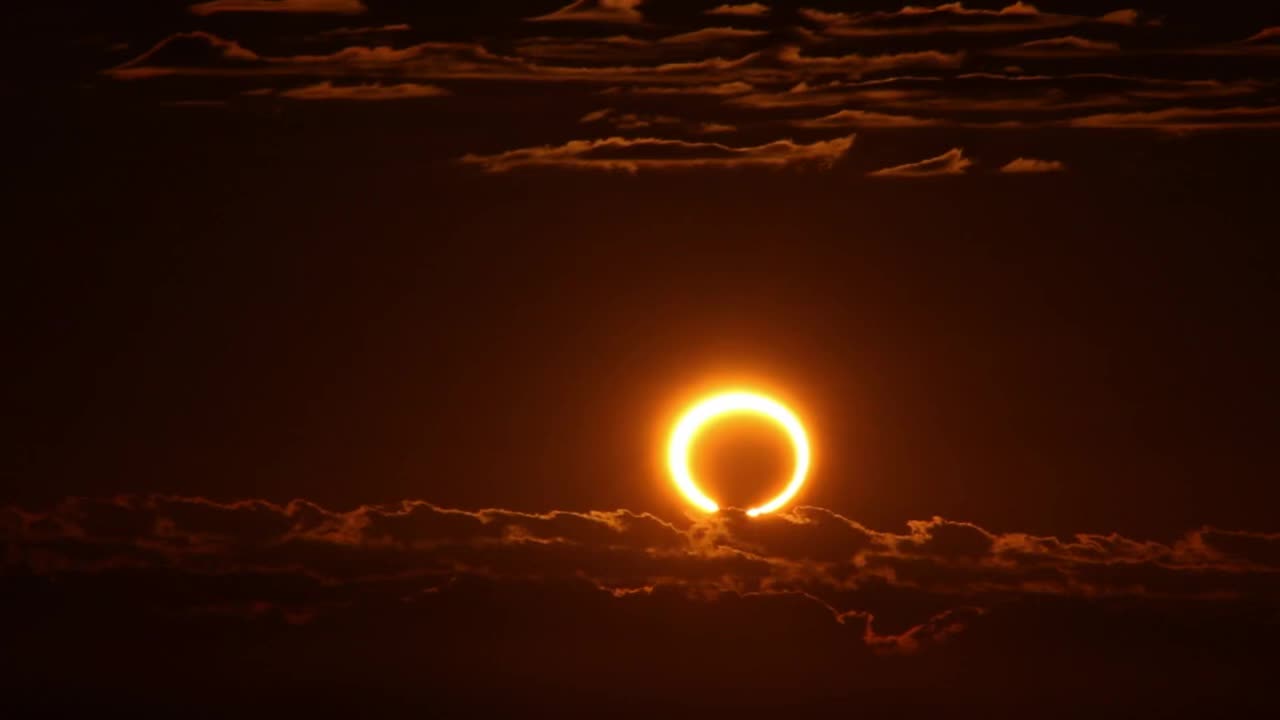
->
(5, 496, 1277, 715)
(6, 495, 1277, 623)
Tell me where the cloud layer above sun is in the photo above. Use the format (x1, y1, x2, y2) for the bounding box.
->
(88, 2, 1279, 174)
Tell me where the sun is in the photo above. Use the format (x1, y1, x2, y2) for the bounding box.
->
(666, 390, 811, 517)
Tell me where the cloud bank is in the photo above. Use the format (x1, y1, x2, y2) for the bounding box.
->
(5, 495, 1276, 713)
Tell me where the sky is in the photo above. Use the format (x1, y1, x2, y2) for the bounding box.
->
(5, 1, 1280, 717)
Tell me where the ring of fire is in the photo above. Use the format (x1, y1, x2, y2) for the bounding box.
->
(667, 390, 811, 517)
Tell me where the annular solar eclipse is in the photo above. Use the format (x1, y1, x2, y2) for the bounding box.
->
(667, 390, 811, 517)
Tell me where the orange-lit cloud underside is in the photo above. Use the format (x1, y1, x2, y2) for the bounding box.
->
(667, 390, 811, 516)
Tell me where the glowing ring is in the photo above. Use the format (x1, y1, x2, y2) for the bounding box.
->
(667, 390, 811, 517)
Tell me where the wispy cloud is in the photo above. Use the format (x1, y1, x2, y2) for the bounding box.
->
(515, 27, 764, 63)
(579, 108, 737, 134)
(1000, 156, 1066, 173)
(527, 0, 645, 25)
(869, 147, 972, 177)
(705, 3, 770, 17)
(107, 32, 973, 92)
(280, 81, 449, 100)
(513, 34, 658, 62)
(602, 81, 755, 97)
(800, 2, 1148, 38)
(313, 24, 412, 39)
(1244, 26, 1280, 44)
(993, 35, 1121, 57)
(659, 27, 768, 45)
(190, 0, 366, 15)
(1065, 105, 1280, 132)
(580, 107, 680, 128)
(791, 108, 942, 128)
(775, 46, 966, 76)
(730, 73, 1270, 112)
(1188, 26, 1280, 57)
(459, 134, 854, 172)
(107, 32, 768, 85)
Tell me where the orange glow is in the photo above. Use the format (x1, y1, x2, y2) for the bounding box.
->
(667, 390, 811, 516)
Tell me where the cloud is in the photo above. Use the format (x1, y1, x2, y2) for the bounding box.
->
(729, 73, 1270, 112)
(799, 2, 1147, 38)
(658, 27, 768, 45)
(1065, 105, 1280, 132)
(775, 46, 966, 76)
(527, 0, 645, 25)
(696, 121, 737, 134)
(993, 35, 1121, 57)
(729, 79, 936, 109)
(1245, 26, 1280, 44)
(1190, 26, 1280, 57)
(107, 31, 773, 87)
(161, 99, 229, 108)
(791, 109, 942, 128)
(107, 32, 971, 95)
(5, 490, 1279, 709)
(513, 34, 657, 62)
(602, 81, 755, 96)
(1098, 9, 1143, 25)
(579, 107, 681, 129)
(705, 3, 770, 17)
(1000, 157, 1066, 173)
(1120, 78, 1268, 101)
(189, 0, 366, 15)
(313, 24, 412, 39)
(279, 81, 450, 100)
(8, 496, 1276, 610)
(579, 108, 738, 134)
(108, 31, 262, 79)
(869, 147, 972, 177)
(515, 28, 762, 63)
(85, 16, 1280, 172)
(458, 134, 855, 172)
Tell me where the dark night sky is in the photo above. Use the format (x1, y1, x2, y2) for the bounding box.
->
(5, 1, 1280, 717)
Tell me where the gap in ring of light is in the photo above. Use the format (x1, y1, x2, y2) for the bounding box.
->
(667, 390, 811, 517)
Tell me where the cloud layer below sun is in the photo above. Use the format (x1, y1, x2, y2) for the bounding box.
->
(5, 495, 1278, 649)
(5, 494, 1278, 712)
